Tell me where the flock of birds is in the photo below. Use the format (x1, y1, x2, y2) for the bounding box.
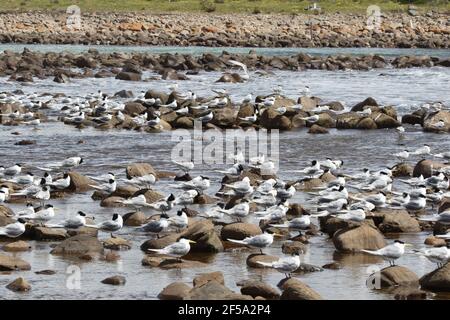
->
(1, 139, 450, 279)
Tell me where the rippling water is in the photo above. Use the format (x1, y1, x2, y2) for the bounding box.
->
(1, 46, 450, 300)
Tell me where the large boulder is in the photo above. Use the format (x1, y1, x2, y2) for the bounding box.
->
(413, 159, 446, 178)
(376, 210, 421, 233)
(6, 277, 31, 292)
(123, 102, 146, 116)
(246, 253, 279, 268)
(420, 262, 450, 291)
(140, 233, 180, 252)
(351, 97, 378, 112)
(279, 278, 322, 300)
(50, 234, 103, 256)
(356, 117, 378, 129)
(2, 240, 31, 252)
(333, 225, 386, 252)
(158, 282, 192, 300)
(259, 108, 291, 130)
(0, 253, 31, 271)
(221, 223, 262, 241)
(367, 266, 419, 289)
(336, 112, 361, 129)
(24, 225, 69, 241)
(126, 163, 157, 179)
(180, 220, 223, 253)
(371, 112, 400, 128)
(424, 110, 450, 132)
(122, 211, 146, 226)
(211, 108, 236, 127)
(115, 72, 141, 81)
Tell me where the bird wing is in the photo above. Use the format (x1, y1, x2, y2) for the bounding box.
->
(228, 60, 248, 74)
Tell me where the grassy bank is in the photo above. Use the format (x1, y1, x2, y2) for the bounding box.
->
(1, 0, 450, 14)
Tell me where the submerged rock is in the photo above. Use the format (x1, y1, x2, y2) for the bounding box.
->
(6, 277, 31, 292)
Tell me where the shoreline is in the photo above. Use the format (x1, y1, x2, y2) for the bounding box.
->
(0, 12, 448, 48)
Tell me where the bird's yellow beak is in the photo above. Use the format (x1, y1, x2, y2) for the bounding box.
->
(188, 240, 196, 244)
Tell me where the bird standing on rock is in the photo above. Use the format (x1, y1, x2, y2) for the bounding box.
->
(361, 240, 411, 266)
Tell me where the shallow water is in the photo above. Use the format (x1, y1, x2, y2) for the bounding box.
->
(1, 46, 450, 300)
(2, 44, 450, 58)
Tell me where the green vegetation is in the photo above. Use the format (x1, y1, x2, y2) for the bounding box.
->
(1, 0, 449, 13)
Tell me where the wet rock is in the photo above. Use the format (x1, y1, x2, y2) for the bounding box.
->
(112, 185, 140, 198)
(195, 194, 217, 205)
(279, 278, 322, 300)
(180, 220, 224, 253)
(221, 223, 262, 241)
(211, 108, 236, 127)
(100, 196, 125, 207)
(35, 269, 56, 275)
(372, 112, 400, 128)
(239, 280, 280, 299)
(333, 224, 386, 252)
(391, 163, 413, 177)
(124, 102, 146, 116)
(102, 251, 121, 262)
(101, 275, 126, 286)
(103, 237, 132, 250)
(175, 116, 194, 129)
(140, 233, 179, 252)
(259, 108, 291, 130)
(282, 241, 307, 255)
(299, 96, 319, 111)
(126, 163, 157, 179)
(356, 117, 377, 129)
(246, 253, 279, 268)
(351, 97, 378, 112)
(53, 73, 70, 83)
(123, 211, 146, 226)
(14, 140, 36, 146)
(67, 172, 95, 192)
(158, 282, 191, 300)
(0, 205, 14, 218)
(424, 110, 450, 133)
(216, 73, 244, 83)
(336, 112, 361, 129)
(322, 262, 342, 270)
(420, 262, 450, 291)
(115, 72, 141, 81)
(392, 286, 430, 300)
(413, 159, 445, 178)
(50, 234, 103, 256)
(376, 210, 421, 233)
(424, 236, 447, 247)
(6, 277, 31, 292)
(185, 280, 252, 300)
(25, 225, 69, 241)
(367, 266, 419, 289)
(0, 253, 31, 271)
(308, 124, 329, 134)
(67, 226, 99, 238)
(319, 215, 362, 237)
(193, 271, 225, 287)
(114, 90, 134, 98)
(142, 256, 207, 269)
(2, 240, 31, 252)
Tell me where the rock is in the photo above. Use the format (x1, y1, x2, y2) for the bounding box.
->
(392, 286, 430, 300)
(102, 251, 120, 262)
(308, 124, 329, 134)
(140, 189, 164, 203)
(246, 253, 279, 268)
(367, 266, 419, 289)
(140, 233, 180, 252)
(211, 108, 236, 127)
(124, 102, 146, 115)
(14, 139, 36, 145)
(299, 96, 319, 111)
(193, 271, 225, 287)
(25, 225, 69, 241)
(279, 278, 322, 300)
(103, 237, 131, 250)
(123, 211, 146, 226)
(101, 275, 126, 286)
(195, 194, 217, 205)
(115, 72, 141, 81)
(112, 185, 140, 198)
(239, 280, 280, 299)
(35, 269, 56, 275)
(424, 236, 447, 247)
(100, 196, 125, 207)
(67, 226, 98, 238)
(114, 90, 134, 98)
(216, 73, 244, 83)
(420, 262, 450, 291)
(424, 111, 450, 132)
(6, 277, 31, 292)
(221, 223, 262, 241)
(0, 205, 14, 218)
(142, 256, 207, 269)
(0, 253, 31, 271)
(50, 234, 103, 256)
(2, 240, 31, 252)
(333, 225, 387, 252)
(319, 215, 361, 237)
(175, 116, 194, 129)
(336, 112, 361, 129)
(391, 163, 413, 177)
(322, 262, 342, 270)
(68, 172, 95, 192)
(259, 108, 291, 130)
(158, 282, 191, 300)
(413, 159, 446, 178)
(185, 281, 252, 300)
(351, 97, 378, 112)
(376, 210, 421, 233)
(180, 220, 223, 253)
(372, 113, 400, 128)
(126, 163, 157, 179)
(356, 117, 377, 129)
(282, 241, 307, 255)
(53, 73, 70, 83)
